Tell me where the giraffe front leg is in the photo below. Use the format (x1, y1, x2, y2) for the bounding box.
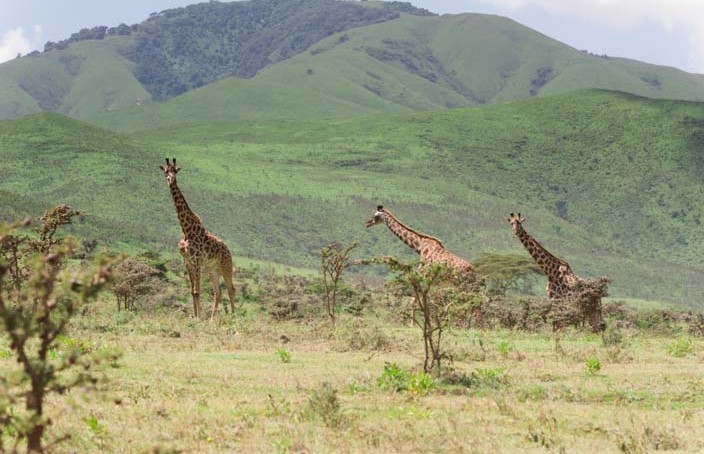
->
(208, 269, 222, 320)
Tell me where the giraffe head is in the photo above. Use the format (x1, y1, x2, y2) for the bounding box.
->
(365, 205, 386, 228)
(507, 212, 526, 233)
(159, 158, 181, 185)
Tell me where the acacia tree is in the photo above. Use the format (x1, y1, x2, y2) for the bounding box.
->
(0, 207, 119, 453)
(473, 253, 542, 297)
(111, 258, 160, 311)
(320, 241, 358, 326)
(364, 257, 482, 373)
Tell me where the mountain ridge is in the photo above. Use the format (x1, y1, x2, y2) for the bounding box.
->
(1, 1, 703, 126)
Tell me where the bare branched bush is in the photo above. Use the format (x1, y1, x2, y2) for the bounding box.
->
(320, 241, 358, 326)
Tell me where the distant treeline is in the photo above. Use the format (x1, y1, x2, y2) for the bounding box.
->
(42, 0, 434, 101)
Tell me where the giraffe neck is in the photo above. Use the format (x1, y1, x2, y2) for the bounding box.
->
(514, 224, 563, 275)
(168, 180, 203, 236)
(383, 211, 432, 256)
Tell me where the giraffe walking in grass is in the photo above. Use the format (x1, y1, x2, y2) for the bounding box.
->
(160, 158, 236, 318)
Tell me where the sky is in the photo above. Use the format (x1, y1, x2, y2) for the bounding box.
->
(0, 0, 702, 73)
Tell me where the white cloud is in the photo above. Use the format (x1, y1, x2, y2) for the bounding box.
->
(476, 0, 704, 72)
(0, 26, 42, 64)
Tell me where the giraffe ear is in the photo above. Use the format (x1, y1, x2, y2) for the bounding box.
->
(175, 167, 181, 173)
(159, 165, 166, 171)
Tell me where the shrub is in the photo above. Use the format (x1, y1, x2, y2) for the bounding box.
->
(320, 241, 358, 325)
(585, 357, 602, 376)
(667, 336, 694, 358)
(377, 363, 410, 393)
(407, 371, 436, 396)
(0, 207, 119, 452)
(307, 382, 342, 428)
(497, 340, 513, 358)
(276, 348, 292, 363)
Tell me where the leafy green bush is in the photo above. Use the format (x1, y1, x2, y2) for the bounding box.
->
(667, 336, 694, 358)
(407, 371, 436, 396)
(276, 348, 291, 363)
(585, 357, 602, 376)
(377, 363, 410, 393)
(307, 382, 342, 428)
(497, 340, 513, 358)
(471, 367, 509, 389)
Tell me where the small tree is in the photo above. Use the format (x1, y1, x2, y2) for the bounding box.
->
(473, 253, 542, 297)
(111, 258, 160, 311)
(0, 207, 119, 452)
(364, 257, 481, 373)
(320, 241, 358, 326)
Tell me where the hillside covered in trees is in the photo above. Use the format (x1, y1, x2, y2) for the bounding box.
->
(1, 0, 703, 123)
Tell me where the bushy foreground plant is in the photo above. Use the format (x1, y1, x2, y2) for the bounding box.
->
(0, 206, 120, 452)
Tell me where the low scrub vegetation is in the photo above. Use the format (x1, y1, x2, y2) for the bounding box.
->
(0, 210, 703, 452)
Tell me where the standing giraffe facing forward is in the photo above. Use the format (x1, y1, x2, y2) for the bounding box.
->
(365, 205, 474, 273)
(506, 212, 580, 298)
(160, 158, 236, 318)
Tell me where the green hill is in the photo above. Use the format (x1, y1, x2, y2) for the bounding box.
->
(1, 1, 703, 127)
(89, 12, 704, 132)
(1, 91, 703, 306)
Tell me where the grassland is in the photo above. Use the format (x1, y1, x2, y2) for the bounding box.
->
(1, 90, 704, 305)
(0, 35, 148, 120)
(1, 294, 702, 453)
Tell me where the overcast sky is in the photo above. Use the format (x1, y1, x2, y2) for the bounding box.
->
(0, 0, 702, 73)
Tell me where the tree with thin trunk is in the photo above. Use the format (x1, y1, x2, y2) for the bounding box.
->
(320, 241, 358, 326)
(363, 257, 481, 373)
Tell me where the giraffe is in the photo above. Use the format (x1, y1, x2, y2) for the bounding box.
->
(506, 212, 580, 298)
(365, 205, 474, 273)
(366, 205, 480, 325)
(507, 212, 605, 331)
(160, 158, 236, 318)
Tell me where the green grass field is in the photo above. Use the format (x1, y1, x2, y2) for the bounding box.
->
(2, 297, 701, 453)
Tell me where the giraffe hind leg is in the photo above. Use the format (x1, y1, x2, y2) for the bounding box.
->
(208, 268, 222, 319)
(221, 260, 237, 314)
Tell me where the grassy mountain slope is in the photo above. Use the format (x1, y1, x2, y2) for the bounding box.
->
(0, 113, 168, 251)
(0, 36, 149, 120)
(90, 12, 704, 132)
(2, 90, 704, 305)
(2, 2, 704, 128)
